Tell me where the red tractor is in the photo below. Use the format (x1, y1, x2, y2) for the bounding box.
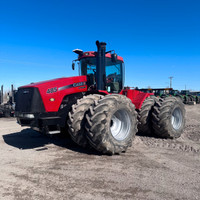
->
(15, 41, 185, 154)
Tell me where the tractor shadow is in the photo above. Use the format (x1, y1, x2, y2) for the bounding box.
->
(136, 129, 161, 139)
(2, 128, 101, 155)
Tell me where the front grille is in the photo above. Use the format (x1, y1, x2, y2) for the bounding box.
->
(19, 119, 33, 125)
(15, 87, 45, 113)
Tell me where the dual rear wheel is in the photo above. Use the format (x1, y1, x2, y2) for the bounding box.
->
(138, 96, 185, 138)
(68, 94, 138, 154)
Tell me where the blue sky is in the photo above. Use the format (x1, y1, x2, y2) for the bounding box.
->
(0, 0, 200, 91)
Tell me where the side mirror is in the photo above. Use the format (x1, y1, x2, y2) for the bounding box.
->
(72, 62, 75, 70)
(111, 53, 118, 63)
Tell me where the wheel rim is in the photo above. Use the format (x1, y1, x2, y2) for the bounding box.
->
(110, 109, 131, 141)
(171, 107, 183, 130)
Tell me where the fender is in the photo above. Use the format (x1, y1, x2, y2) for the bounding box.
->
(121, 89, 154, 109)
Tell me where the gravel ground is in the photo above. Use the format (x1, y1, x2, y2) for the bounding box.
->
(0, 105, 200, 200)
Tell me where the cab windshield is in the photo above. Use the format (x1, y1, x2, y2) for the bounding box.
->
(80, 57, 124, 93)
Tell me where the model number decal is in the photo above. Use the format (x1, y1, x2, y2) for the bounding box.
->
(78, 86, 86, 89)
(47, 87, 57, 94)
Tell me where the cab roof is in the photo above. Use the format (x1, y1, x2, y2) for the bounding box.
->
(78, 51, 124, 62)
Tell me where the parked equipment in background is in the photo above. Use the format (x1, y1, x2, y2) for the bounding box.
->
(139, 88, 200, 105)
(15, 41, 186, 155)
(180, 90, 200, 105)
(0, 85, 16, 117)
(190, 91, 200, 104)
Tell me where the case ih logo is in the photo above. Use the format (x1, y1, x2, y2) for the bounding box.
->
(73, 82, 86, 87)
(23, 90, 29, 94)
(46, 87, 57, 94)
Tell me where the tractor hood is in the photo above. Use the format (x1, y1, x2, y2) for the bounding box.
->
(20, 76, 87, 89)
(17, 76, 87, 112)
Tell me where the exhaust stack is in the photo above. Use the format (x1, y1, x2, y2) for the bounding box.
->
(1, 85, 3, 104)
(96, 40, 107, 91)
(11, 84, 14, 103)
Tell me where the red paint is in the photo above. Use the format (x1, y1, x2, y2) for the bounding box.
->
(20, 76, 87, 112)
(120, 89, 154, 109)
(98, 90, 109, 95)
(78, 51, 124, 62)
(94, 88, 154, 109)
(20, 75, 153, 111)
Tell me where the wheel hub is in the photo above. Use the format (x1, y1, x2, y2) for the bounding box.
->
(110, 109, 131, 141)
(171, 107, 183, 130)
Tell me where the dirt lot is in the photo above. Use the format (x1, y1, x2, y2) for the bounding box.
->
(0, 105, 200, 200)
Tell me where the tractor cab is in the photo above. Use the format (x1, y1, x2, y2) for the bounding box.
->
(79, 55, 124, 93)
(169, 89, 179, 96)
(73, 41, 125, 94)
(180, 90, 190, 95)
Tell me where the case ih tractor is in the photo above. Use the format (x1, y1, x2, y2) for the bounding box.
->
(15, 41, 185, 154)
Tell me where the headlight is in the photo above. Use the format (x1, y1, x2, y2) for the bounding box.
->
(23, 114, 35, 119)
(15, 112, 35, 119)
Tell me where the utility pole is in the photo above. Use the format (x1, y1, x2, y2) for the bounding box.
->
(169, 76, 173, 88)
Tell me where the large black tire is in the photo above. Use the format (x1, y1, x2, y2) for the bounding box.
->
(4, 110, 10, 118)
(152, 97, 185, 139)
(85, 94, 138, 155)
(175, 95, 183, 103)
(184, 96, 190, 104)
(137, 96, 156, 135)
(197, 96, 200, 104)
(67, 94, 103, 148)
(0, 110, 3, 118)
(189, 95, 195, 102)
